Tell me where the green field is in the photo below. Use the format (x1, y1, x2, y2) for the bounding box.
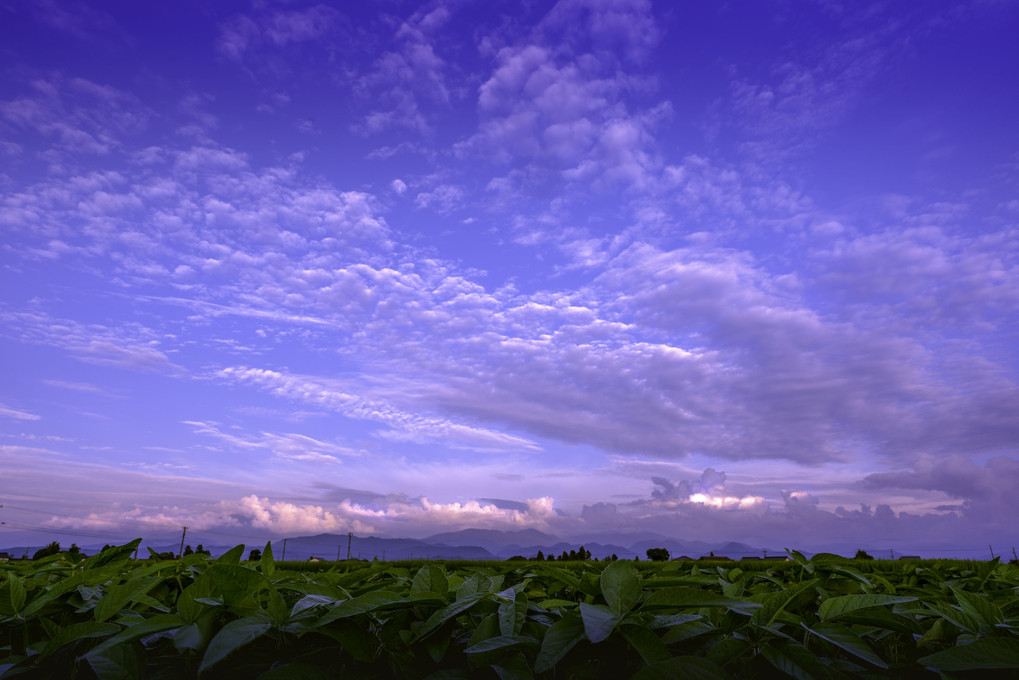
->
(2, 540, 1019, 678)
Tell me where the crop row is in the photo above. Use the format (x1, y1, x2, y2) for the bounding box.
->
(2, 541, 1019, 678)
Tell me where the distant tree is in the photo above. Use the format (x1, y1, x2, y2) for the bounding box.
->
(507, 555, 527, 561)
(249, 548, 262, 561)
(560, 550, 568, 561)
(536, 550, 545, 561)
(610, 553, 618, 562)
(854, 549, 874, 560)
(101, 544, 112, 553)
(32, 542, 61, 560)
(546, 552, 555, 561)
(183, 545, 194, 556)
(156, 551, 175, 560)
(646, 548, 670, 562)
(195, 544, 210, 556)
(68, 543, 81, 555)
(568, 549, 577, 561)
(634, 554, 639, 561)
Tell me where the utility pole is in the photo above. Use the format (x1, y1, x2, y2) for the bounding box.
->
(179, 527, 187, 559)
(281, 538, 287, 562)
(336, 544, 341, 561)
(347, 532, 352, 560)
(1011, 547, 1017, 562)
(989, 544, 996, 559)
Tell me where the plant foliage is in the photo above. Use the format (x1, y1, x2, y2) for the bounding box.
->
(2, 543, 1018, 678)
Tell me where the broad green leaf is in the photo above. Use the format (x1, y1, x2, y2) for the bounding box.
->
(836, 607, 921, 635)
(215, 544, 245, 565)
(534, 613, 586, 673)
(919, 637, 1019, 670)
(805, 622, 886, 668)
(600, 559, 641, 616)
(456, 572, 501, 599)
(20, 571, 87, 617)
(85, 613, 185, 659)
(267, 586, 288, 626)
(579, 602, 621, 643)
(317, 591, 403, 625)
(498, 591, 528, 636)
(827, 565, 872, 587)
(85, 641, 145, 680)
(630, 656, 732, 680)
(760, 639, 830, 680)
(468, 612, 501, 649)
(642, 587, 760, 611)
(661, 619, 716, 644)
(619, 623, 670, 664)
(491, 652, 532, 680)
(412, 564, 449, 596)
(536, 566, 583, 592)
(199, 616, 272, 673)
(94, 575, 161, 622)
(649, 613, 702, 629)
(917, 617, 957, 648)
(177, 573, 217, 624)
(464, 635, 540, 654)
(950, 586, 1003, 634)
(0, 573, 26, 617)
(78, 539, 142, 571)
(817, 594, 916, 621)
(208, 564, 269, 607)
(173, 621, 210, 652)
(416, 592, 487, 640)
(259, 541, 275, 578)
(925, 600, 985, 635)
(536, 598, 576, 609)
(40, 621, 121, 658)
(313, 619, 377, 663)
(706, 637, 751, 667)
(750, 579, 818, 628)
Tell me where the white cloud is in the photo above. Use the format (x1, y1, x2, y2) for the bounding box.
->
(0, 403, 41, 421)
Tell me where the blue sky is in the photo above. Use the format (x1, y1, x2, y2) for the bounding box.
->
(2, 0, 1018, 554)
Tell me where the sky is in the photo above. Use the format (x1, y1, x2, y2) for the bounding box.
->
(1, 0, 1018, 556)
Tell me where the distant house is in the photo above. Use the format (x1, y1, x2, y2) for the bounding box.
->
(698, 555, 731, 561)
(898, 556, 921, 561)
(0, 552, 9, 562)
(671, 556, 694, 561)
(763, 555, 789, 561)
(740, 556, 761, 561)
(308, 557, 321, 563)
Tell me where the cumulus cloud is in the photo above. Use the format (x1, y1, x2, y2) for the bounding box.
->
(862, 455, 1019, 524)
(461, 0, 666, 198)
(354, 6, 452, 136)
(0, 76, 150, 157)
(217, 5, 342, 65)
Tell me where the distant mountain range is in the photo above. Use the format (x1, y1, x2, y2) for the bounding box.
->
(0, 528, 776, 562)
